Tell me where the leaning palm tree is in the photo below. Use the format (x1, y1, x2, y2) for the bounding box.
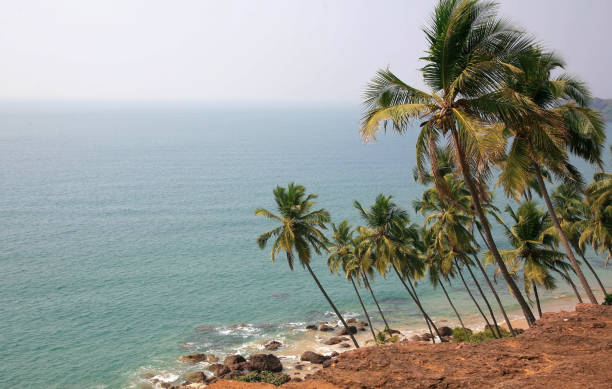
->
(361, 0, 537, 325)
(351, 231, 394, 336)
(487, 202, 569, 317)
(496, 49, 605, 304)
(580, 172, 612, 266)
(328, 221, 378, 342)
(354, 194, 446, 341)
(552, 183, 608, 295)
(255, 183, 359, 348)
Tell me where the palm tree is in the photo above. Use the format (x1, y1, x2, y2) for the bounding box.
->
(354, 194, 446, 341)
(328, 221, 378, 342)
(496, 49, 605, 304)
(361, 0, 537, 325)
(421, 227, 468, 332)
(552, 183, 608, 295)
(580, 172, 612, 266)
(486, 202, 569, 317)
(351, 231, 394, 335)
(415, 174, 509, 336)
(255, 183, 359, 348)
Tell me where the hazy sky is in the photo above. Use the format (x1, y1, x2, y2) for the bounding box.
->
(1, 0, 610, 102)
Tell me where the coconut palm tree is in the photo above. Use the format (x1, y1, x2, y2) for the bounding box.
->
(421, 227, 467, 332)
(354, 194, 446, 341)
(496, 49, 605, 304)
(328, 220, 378, 342)
(351, 231, 394, 335)
(361, 0, 537, 325)
(552, 183, 608, 295)
(255, 183, 359, 348)
(486, 202, 570, 317)
(580, 172, 612, 266)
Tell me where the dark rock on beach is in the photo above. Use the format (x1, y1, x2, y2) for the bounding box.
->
(223, 354, 246, 366)
(178, 353, 218, 363)
(318, 324, 335, 331)
(439, 326, 453, 337)
(335, 326, 357, 336)
(264, 340, 283, 350)
(305, 324, 317, 330)
(323, 336, 348, 345)
(247, 353, 283, 372)
(184, 371, 206, 383)
(300, 351, 330, 364)
(208, 363, 231, 377)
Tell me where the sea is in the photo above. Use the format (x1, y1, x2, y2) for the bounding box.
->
(1, 101, 610, 388)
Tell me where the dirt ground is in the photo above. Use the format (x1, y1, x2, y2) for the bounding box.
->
(209, 304, 611, 389)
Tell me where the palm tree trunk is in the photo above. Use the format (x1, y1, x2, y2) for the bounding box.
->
(440, 279, 467, 332)
(450, 128, 536, 326)
(455, 259, 496, 337)
(362, 271, 393, 335)
(406, 275, 436, 343)
(391, 264, 446, 342)
(349, 276, 377, 343)
(531, 161, 598, 304)
(562, 268, 583, 303)
(304, 263, 359, 348)
(532, 281, 542, 318)
(577, 249, 607, 296)
(465, 261, 502, 337)
(472, 236, 516, 336)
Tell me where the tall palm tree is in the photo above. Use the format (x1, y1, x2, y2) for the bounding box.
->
(255, 183, 359, 348)
(496, 49, 605, 304)
(421, 227, 467, 332)
(351, 231, 394, 335)
(486, 202, 569, 317)
(354, 194, 446, 341)
(328, 221, 378, 342)
(552, 183, 608, 295)
(361, 0, 537, 325)
(580, 172, 612, 266)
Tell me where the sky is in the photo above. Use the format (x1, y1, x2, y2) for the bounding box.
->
(0, 0, 610, 103)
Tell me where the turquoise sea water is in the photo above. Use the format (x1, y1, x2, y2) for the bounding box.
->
(1, 102, 611, 388)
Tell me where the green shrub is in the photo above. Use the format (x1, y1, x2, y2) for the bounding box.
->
(453, 326, 512, 343)
(451, 327, 473, 342)
(234, 371, 290, 386)
(603, 294, 612, 305)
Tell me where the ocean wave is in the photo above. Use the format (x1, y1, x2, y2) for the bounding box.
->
(216, 323, 262, 338)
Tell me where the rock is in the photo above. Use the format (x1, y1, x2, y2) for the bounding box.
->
(208, 363, 231, 377)
(324, 336, 349, 345)
(294, 364, 304, 370)
(305, 324, 317, 330)
(319, 324, 335, 331)
(247, 353, 283, 372)
(515, 328, 525, 334)
(336, 326, 357, 335)
(301, 351, 330, 364)
(329, 351, 339, 358)
(356, 321, 368, 327)
(439, 326, 453, 337)
(179, 353, 217, 363)
(264, 340, 283, 350)
(184, 371, 206, 383)
(322, 359, 333, 368)
(292, 377, 303, 382)
(389, 329, 401, 335)
(420, 333, 433, 341)
(357, 326, 366, 331)
(223, 355, 246, 366)
(410, 335, 422, 342)
(339, 343, 351, 348)
(347, 318, 357, 323)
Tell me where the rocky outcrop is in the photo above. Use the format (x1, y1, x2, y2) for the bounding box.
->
(335, 326, 356, 336)
(178, 353, 218, 363)
(184, 371, 206, 383)
(264, 340, 282, 350)
(223, 355, 246, 366)
(438, 326, 453, 337)
(300, 351, 330, 364)
(323, 336, 348, 345)
(208, 363, 231, 377)
(318, 324, 335, 332)
(247, 354, 283, 372)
